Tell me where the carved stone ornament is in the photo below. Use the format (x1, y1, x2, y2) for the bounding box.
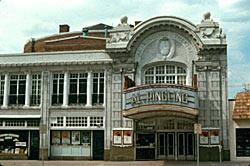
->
(198, 11, 226, 39)
(107, 15, 133, 44)
(157, 37, 175, 59)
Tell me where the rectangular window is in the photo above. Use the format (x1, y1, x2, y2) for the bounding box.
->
(92, 73, 104, 105)
(9, 75, 26, 105)
(69, 73, 87, 105)
(31, 74, 41, 106)
(52, 74, 64, 105)
(236, 129, 250, 157)
(0, 75, 4, 105)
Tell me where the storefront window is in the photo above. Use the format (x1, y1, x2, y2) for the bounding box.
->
(50, 131, 91, 157)
(51, 130, 91, 146)
(236, 129, 250, 157)
(136, 134, 155, 147)
(0, 131, 28, 156)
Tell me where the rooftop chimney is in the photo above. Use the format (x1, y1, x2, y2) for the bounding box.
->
(59, 24, 70, 33)
(82, 28, 88, 36)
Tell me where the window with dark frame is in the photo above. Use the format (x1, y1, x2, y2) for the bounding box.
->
(9, 75, 26, 105)
(236, 128, 250, 157)
(92, 72, 104, 105)
(52, 74, 64, 105)
(0, 75, 4, 105)
(69, 73, 87, 105)
(31, 74, 41, 106)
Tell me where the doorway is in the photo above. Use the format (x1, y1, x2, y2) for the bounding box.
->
(93, 130, 104, 160)
(30, 130, 39, 160)
(158, 132, 194, 160)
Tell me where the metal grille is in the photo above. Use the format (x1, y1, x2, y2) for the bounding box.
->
(66, 117, 88, 127)
(90, 117, 104, 127)
(5, 120, 25, 127)
(27, 119, 40, 127)
(50, 117, 64, 127)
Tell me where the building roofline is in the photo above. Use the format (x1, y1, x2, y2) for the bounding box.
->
(0, 50, 107, 57)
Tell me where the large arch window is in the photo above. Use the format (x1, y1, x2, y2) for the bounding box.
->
(144, 65, 186, 85)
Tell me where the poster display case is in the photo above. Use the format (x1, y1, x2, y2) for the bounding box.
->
(50, 130, 91, 157)
(210, 130, 219, 145)
(200, 131, 209, 145)
(112, 129, 133, 146)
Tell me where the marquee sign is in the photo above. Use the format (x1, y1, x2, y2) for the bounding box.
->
(123, 84, 198, 118)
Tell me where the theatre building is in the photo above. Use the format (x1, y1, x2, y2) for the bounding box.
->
(0, 12, 229, 160)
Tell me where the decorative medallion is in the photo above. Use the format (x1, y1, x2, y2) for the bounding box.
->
(157, 37, 175, 59)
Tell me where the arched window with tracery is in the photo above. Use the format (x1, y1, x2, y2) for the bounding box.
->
(144, 65, 186, 85)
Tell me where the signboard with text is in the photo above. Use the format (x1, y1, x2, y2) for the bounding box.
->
(123, 84, 198, 118)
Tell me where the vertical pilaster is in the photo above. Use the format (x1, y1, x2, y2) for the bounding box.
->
(86, 71, 92, 106)
(40, 71, 50, 160)
(3, 73, 9, 107)
(63, 71, 69, 107)
(25, 72, 31, 107)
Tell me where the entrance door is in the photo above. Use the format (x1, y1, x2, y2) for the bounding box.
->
(157, 133, 175, 160)
(177, 133, 185, 160)
(166, 133, 175, 160)
(186, 133, 195, 160)
(30, 130, 39, 160)
(93, 130, 104, 160)
(158, 133, 165, 159)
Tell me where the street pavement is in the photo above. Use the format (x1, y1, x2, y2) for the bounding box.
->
(0, 161, 250, 166)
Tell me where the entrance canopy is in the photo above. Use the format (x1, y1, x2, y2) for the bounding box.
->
(123, 84, 199, 120)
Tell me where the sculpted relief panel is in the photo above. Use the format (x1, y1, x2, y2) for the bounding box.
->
(135, 31, 196, 67)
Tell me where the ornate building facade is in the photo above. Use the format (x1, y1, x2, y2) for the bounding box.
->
(0, 12, 229, 160)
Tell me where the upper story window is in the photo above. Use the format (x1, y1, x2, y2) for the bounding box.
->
(31, 74, 41, 106)
(69, 73, 87, 105)
(92, 73, 104, 105)
(9, 75, 26, 105)
(0, 75, 5, 105)
(144, 65, 186, 85)
(52, 74, 64, 105)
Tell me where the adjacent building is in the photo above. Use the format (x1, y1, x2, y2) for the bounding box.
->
(229, 92, 250, 161)
(0, 12, 229, 161)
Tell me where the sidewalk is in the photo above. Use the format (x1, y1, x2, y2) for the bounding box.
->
(0, 160, 250, 166)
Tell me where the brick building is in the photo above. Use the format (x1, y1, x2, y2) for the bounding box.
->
(0, 12, 229, 161)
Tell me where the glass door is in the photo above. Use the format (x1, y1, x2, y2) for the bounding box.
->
(158, 133, 165, 159)
(166, 133, 175, 160)
(187, 133, 195, 160)
(177, 133, 185, 160)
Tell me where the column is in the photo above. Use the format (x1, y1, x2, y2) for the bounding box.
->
(25, 72, 31, 107)
(86, 71, 92, 106)
(63, 71, 69, 107)
(3, 73, 9, 107)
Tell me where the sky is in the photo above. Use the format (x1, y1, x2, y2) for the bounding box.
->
(0, 0, 250, 98)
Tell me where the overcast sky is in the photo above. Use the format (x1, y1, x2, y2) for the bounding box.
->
(0, 0, 249, 98)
